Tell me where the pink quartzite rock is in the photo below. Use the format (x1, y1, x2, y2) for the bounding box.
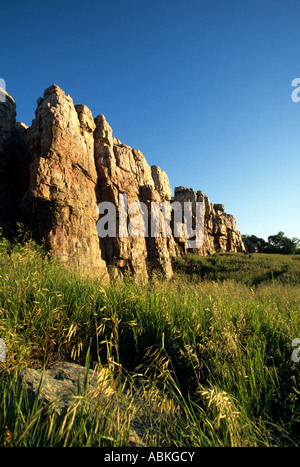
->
(26, 85, 108, 279)
(94, 114, 173, 281)
(174, 187, 246, 255)
(0, 83, 246, 281)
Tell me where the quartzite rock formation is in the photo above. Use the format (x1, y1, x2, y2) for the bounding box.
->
(94, 113, 173, 281)
(0, 84, 246, 281)
(174, 187, 245, 256)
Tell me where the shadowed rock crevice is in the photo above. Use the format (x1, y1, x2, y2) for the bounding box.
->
(0, 89, 32, 236)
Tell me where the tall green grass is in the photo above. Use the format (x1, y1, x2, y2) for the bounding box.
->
(0, 235, 299, 446)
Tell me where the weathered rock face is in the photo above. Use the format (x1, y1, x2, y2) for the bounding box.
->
(173, 187, 246, 255)
(94, 114, 173, 281)
(0, 88, 31, 235)
(26, 85, 108, 279)
(151, 165, 172, 201)
(0, 83, 246, 280)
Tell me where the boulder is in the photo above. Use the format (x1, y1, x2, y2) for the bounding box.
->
(22, 361, 145, 446)
(22, 361, 112, 416)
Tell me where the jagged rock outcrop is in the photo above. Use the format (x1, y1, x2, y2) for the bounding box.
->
(173, 187, 245, 255)
(94, 114, 173, 281)
(151, 165, 172, 201)
(0, 83, 246, 280)
(26, 85, 108, 279)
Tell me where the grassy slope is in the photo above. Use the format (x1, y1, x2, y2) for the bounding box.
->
(172, 251, 300, 285)
(0, 236, 299, 446)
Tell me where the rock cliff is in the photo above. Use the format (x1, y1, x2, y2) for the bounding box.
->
(173, 187, 245, 255)
(94, 113, 173, 281)
(0, 89, 31, 235)
(26, 85, 108, 279)
(0, 84, 245, 280)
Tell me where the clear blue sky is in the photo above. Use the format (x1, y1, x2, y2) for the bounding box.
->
(1, 0, 300, 240)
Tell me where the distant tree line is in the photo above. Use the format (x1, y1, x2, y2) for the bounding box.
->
(242, 231, 300, 255)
